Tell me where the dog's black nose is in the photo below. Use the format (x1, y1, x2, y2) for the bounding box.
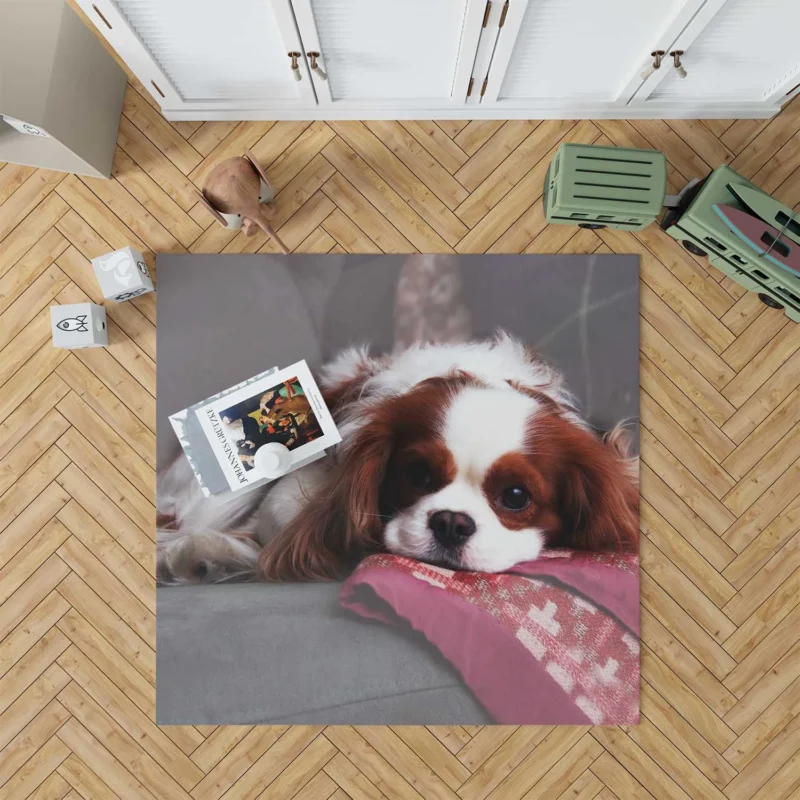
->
(429, 510, 476, 546)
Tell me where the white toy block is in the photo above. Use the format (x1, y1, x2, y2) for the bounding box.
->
(91, 246, 154, 302)
(51, 303, 108, 349)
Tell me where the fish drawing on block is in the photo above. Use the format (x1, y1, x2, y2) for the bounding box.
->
(712, 204, 800, 277)
(56, 315, 89, 332)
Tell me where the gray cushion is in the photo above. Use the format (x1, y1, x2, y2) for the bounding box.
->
(156, 583, 491, 724)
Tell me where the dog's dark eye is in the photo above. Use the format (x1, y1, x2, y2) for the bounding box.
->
(500, 486, 531, 511)
(406, 460, 432, 489)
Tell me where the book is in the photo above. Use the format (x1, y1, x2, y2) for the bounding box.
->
(169, 360, 341, 497)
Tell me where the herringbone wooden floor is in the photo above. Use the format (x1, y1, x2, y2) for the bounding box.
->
(2, 57, 800, 798)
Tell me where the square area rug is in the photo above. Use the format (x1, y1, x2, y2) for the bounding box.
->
(156, 253, 639, 725)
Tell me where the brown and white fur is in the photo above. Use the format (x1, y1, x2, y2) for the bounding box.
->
(156, 333, 638, 584)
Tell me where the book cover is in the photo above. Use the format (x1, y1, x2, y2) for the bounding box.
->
(170, 361, 341, 497)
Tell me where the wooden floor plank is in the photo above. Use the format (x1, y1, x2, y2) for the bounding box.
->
(0, 170, 66, 244)
(0, 555, 70, 643)
(55, 427, 154, 536)
(57, 681, 193, 800)
(0, 383, 69, 485)
(187, 122, 239, 158)
(56, 717, 158, 800)
(189, 726, 288, 800)
(187, 121, 275, 186)
(641, 537, 736, 644)
(0, 591, 69, 682)
(0, 733, 71, 800)
(57, 753, 123, 800)
(56, 463, 155, 566)
(454, 119, 581, 231)
(364, 120, 469, 211)
(0, 162, 36, 205)
(721, 346, 800, 445)
(57, 645, 203, 790)
(116, 116, 201, 212)
(265, 121, 337, 193)
(0, 193, 70, 278)
(121, 85, 202, 175)
(323, 132, 456, 251)
(400, 121, 469, 175)
(0, 264, 69, 352)
(0, 228, 68, 317)
(56, 572, 155, 683)
(453, 121, 539, 193)
(640, 681, 737, 789)
(112, 147, 203, 249)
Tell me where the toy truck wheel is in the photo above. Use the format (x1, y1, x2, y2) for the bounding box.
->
(578, 223, 607, 230)
(758, 293, 784, 310)
(682, 240, 708, 257)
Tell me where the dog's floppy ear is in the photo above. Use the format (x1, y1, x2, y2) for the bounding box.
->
(258, 348, 388, 581)
(257, 417, 391, 581)
(556, 425, 639, 552)
(318, 346, 383, 413)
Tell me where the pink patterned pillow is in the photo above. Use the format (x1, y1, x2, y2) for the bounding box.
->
(340, 551, 639, 724)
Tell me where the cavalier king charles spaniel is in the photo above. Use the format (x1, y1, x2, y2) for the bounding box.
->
(156, 333, 638, 584)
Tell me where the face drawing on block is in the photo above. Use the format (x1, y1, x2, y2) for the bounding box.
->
(56, 315, 89, 333)
(101, 251, 135, 287)
(136, 260, 149, 277)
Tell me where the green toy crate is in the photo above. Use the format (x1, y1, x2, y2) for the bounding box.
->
(544, 143, 667, 231)
(660, 165, 800, 323)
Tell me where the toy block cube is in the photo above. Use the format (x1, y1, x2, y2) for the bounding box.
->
(51, 303, 108, 349)
(91, 246, 154, 302)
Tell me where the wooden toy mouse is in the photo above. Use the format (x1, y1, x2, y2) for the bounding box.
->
(197, 149, 289, 254)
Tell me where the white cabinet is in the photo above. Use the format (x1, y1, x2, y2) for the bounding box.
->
(476, 0, 705, 110)
(77, 0, 800, 120)
(290, 0, 486, 107)
(81, 0, 316, 112)
(630, 0, 800, 109)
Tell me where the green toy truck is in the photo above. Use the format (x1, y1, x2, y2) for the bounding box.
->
(544, 143, 800, 322)
(660, 165, 800, 322)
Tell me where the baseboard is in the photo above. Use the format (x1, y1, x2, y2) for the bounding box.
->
(162, 103, 780, 122)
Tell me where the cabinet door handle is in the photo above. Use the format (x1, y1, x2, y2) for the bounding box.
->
(307, 52, 328, 81)
(670, 50, 687, 79)
(640, 50, 665, 81)
(288, 51, 302, 81)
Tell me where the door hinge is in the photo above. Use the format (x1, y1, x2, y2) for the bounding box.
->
(499, 0, 509, 27)
(482, 0, 491, 27)
(480, 77, 488, 97)
(467, 77, 474, 97)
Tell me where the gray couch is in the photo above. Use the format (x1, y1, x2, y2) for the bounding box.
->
(156, 254, 638, 724)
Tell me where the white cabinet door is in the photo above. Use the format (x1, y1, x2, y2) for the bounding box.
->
(479, 0, 705, 111)
(289, 0, 487, 109)
(632, 0, 800, 108)
(77, 0, 316, 112)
